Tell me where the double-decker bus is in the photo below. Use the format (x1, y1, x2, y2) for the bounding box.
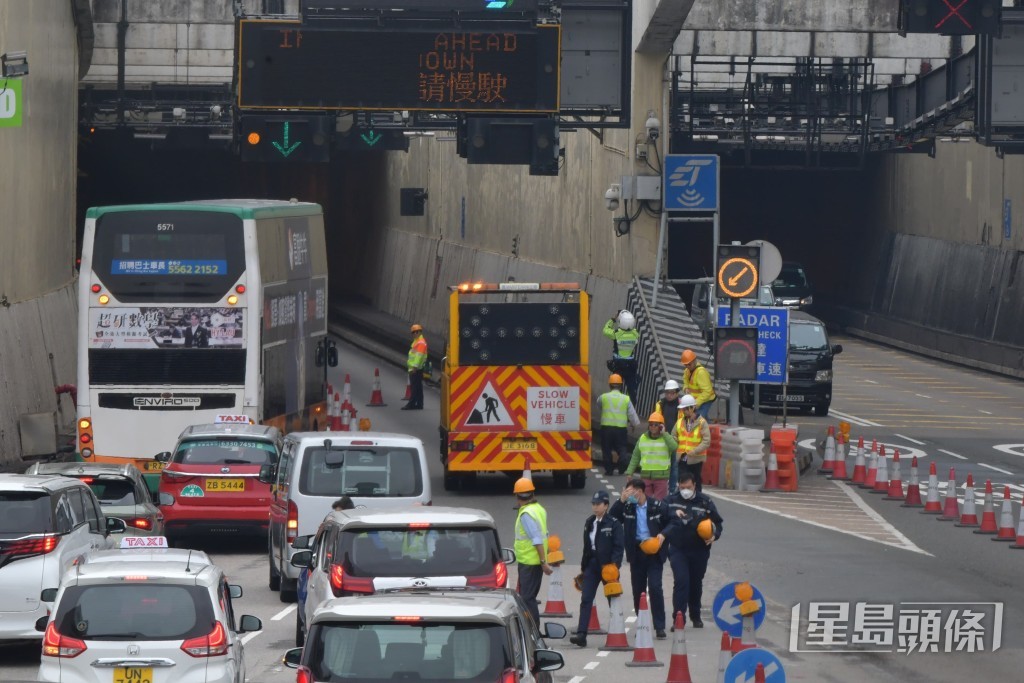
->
(76, 199, 328, 489)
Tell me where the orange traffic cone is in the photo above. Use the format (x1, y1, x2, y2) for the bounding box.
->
(600, 595, 632, 651)
(993, 486, 1017, 542)
(342, 373, 352, 404)
(760, 451, 782, 493)
(665, 612, 693, 683)
(871, 446, 890, 494)
(861, 443, 879, 489)
(403, 374, 412, 401)
(955, 474, 978, 527)
(850, 437, 867, 485)
(829, 435, 849, 480)
(885, 451, 904, 500)
(625, 592, 663, 667)
(1010, 494, 1024, 549)
(716, 632, 732, 683)
(540, 563, 572, 617)
(367, 368, 387, 406)
(974, 480, 998, 534)
(902, 456, 923, 507)
(331, 392, 343, 430)
(522, 455, 533, 482)
(921, 461, 942, 513)
(587, 605, 606, 635)
(938, 468, 960, 521)
(818, 426, 836, 473)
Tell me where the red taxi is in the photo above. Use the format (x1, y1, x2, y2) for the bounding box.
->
(157, 419, 282, 541)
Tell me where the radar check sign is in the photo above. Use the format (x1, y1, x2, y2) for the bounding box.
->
(664, 154, 719, 211)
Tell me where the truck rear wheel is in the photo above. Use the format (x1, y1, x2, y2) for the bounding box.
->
(570, 471, 587, 489)
(552, 472, 569, 489)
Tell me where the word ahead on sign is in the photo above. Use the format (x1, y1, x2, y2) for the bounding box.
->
(237, 21, 560, 113)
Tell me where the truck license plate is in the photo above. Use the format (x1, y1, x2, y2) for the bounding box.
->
(113, 667, 152, 683)
(502, 438, 538, 451)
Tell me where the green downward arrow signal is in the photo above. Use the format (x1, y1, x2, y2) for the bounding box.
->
(360, 129, 382, 147)
(272, 121, 303, 157)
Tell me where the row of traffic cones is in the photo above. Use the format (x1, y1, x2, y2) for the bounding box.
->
(323, 368, 399, 431)
(814, 427, 1024, 547)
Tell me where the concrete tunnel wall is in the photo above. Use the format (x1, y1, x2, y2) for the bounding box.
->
(0, 0, 83, 468)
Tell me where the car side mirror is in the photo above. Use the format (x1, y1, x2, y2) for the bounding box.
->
(229, 584, 243, 599)
(238, 614, 262, 634)
(155, 451, 172, 463)
(258, 464, 276, 485)
(832, 344, 843, 355)
(501, 547, 516, 565)
(35, 616, 49, 632)
(290, 550, 313, 568)
(542, 622, 567, 639)
(40, 588, 58, 603)
(292, 535, 314, 550)
(282, 647, 303, 669)
(106, 517, 127, 534)
(533, 649, 564, 672)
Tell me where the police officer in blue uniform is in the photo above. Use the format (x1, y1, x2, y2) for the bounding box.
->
(663, 471, 723, 628)
(569, 491, 624, 647)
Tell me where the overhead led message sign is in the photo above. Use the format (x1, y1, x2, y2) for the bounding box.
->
(238, 21, 560, 113)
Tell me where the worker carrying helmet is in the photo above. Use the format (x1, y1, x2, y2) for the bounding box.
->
(680, 348, 716, 421)
(603, 309, 641, 402)
(597, 372, 641, 476)
(620, 411, 676, 501)
(662, 469, 723, 628)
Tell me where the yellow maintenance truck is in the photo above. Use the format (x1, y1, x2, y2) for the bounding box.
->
(440, 282, 592, 490)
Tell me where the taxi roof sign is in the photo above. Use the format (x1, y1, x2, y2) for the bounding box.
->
(120, 536, 169, 549)
(215, 414, 253, 424)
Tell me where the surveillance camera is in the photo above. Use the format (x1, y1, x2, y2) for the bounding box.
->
(645, 115, 661, 141)
(604, 184, 621, 212)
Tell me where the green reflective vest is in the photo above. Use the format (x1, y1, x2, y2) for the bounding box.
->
(407, 335, 428, 371)
(637, 433, 672, 473)
(514, 502, 548, 565)
(613, 329, 639, 359)
(599, 390, 630, 428)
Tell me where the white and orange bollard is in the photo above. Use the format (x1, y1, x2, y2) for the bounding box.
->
(625, 592, 662, 667)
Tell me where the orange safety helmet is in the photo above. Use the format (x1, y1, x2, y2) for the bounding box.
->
(697, 519, 715, 541)
(647, 412, 665, 424)
(680, 349, 697, 365)
(410, 324, 423, 333)
(608, 373, 624, 385)
(513, 477, 536, 495)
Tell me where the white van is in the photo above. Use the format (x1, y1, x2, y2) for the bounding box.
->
(262, 432, 432, 602)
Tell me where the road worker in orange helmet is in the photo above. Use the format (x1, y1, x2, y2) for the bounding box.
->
(680, 349, 716, 420)
(621, 412, 677, 502)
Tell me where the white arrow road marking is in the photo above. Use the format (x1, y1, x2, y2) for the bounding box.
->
(994, 444, 1024, 458)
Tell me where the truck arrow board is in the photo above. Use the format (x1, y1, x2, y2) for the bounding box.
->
(272, 121, 303, 157)
(360, 130, 382, 147)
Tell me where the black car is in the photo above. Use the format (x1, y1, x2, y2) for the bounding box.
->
(771, 262, 814, 310)
(740, 311, 841, 416)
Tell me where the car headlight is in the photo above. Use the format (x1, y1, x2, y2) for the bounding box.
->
(815, 369, 832, 382)
(801, 296, 814, 305)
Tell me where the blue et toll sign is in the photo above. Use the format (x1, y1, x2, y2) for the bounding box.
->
(717, 306, 789, 385)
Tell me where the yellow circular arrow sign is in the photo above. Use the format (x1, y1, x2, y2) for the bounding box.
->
(717, 257, 759, 299)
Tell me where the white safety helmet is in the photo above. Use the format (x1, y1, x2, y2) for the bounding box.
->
(680, 394, 697, 409)
(664, 380, 681, 392)
(617, 310, 636, 330)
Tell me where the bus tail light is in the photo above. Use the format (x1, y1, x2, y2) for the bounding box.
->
(286, 500, 299, 543)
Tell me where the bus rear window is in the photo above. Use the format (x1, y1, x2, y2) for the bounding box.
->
(91, 211, 245, 302)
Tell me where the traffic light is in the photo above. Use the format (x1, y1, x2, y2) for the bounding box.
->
(463, 117, 560, 175)
(715, 327, 757, 381)
(899, 0, 1001, 35)
(240, 115, 332, 162)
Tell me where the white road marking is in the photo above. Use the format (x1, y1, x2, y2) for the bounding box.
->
(829, 409, 884, 428)
(893, 433, 926, 446)
(625, 616, 637, 624)
(271, 604, 297, 621)
(833, 481, 931, 555)
(979, 410, 993, 415)
(591, 469, 600, 473)
(606, 484, 616, 490)
(596, 651, 610, 657)
(241, 630, 262, 645)
(979, 463, 1014, 476)
(915, 394, 931, 399)
(864, 379, 878, 384)
(939, 449, 968, 460)
(584, 662, 600, 670)
(568, 676, 586, 683)
(993, 444, 1024, 457)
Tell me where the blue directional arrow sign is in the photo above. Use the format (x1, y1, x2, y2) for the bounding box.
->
(664, 154, 719, 211)
(723, 648, 785, 683)
(717, 306, 789, 384)
(712, 581, 766, 638)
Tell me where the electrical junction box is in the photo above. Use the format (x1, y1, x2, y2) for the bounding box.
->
(620, 174, 662, 201)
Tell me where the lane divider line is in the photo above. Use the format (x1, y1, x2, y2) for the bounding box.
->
(939, 449, 968, 460)
(625, 616, 637, 623)
(606, 484, 616, 490)
(863, 379, 878, 384)
(893, 433, 926, 446)
(241, 631, 262, 645)
(271, 605, 297, 621)
(979, 409, 993, 415)
(830, 408, 884, 428)
(915, 394, 932, 399)
(596, 651, 610, 657)
(833, 481, 932, 556)
(979, 463, 1014, 476)
(568, 676, 586, 683)
(584, 662, 600, 670)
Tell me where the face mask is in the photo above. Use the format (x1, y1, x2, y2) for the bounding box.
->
(626, 495, 639, 505)
(680, 488, 695, 500)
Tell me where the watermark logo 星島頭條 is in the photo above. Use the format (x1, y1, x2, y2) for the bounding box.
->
(789, 601, 1002, 654)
